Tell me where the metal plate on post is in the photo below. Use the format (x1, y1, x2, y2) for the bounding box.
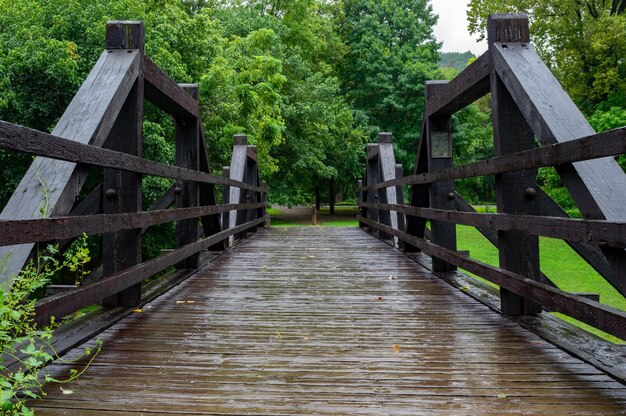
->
(431, 131, 452, 159)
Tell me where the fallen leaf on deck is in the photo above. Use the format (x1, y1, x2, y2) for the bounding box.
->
(392, 344, 400, 353)
(60, 387, 74, 395)
(132, 308, 143, 313)
(497, 393, 507, 399)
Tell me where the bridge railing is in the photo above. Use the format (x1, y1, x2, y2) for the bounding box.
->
(357, 14, 626, 342)
(0, 21, 268, 325)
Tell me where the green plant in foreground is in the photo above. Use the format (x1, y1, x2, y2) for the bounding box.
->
(1, 234, 100, 415)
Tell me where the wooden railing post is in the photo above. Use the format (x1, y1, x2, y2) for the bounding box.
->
(403, 128, 429, 253)
(395, 163, 405, 249)
(365, 144, 379, 233)
(246, 145, 259, 233)
(358, 179, 367, 228)
(174, 84, 201, 269)
(377, 132, 401, 247)
(102, 21, 144, 307)
(229, 134, 249, 239)
(489, 14, 541, 315)
(425, 82, 456, 272)
(260, 180, 268, 227)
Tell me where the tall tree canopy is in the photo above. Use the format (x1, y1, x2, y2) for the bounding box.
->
(338, 0, 440, 172)
(468, 0, 626, 111)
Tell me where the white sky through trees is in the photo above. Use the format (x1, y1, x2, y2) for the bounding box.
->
(431, 0, 488, 56)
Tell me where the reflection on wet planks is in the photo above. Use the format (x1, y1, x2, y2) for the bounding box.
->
(35, 227, 626, 415)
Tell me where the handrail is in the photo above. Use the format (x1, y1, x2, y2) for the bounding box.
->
(0, 21, 269, 323)
(357, 13, 626, 342)
(0, 121, 265, 193)
(361, 126, 626, 192)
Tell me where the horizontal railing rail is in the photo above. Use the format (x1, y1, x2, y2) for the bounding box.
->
(361, 126, 626, 192)
(0, 20, 268, 325)
(357, 14, 626, 343)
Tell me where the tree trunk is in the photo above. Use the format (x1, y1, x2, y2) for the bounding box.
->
(315, 187, 321, 211)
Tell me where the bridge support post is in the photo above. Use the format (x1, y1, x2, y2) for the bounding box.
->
(489, 14, 541, 315)
(174, 84, 201, 269)
(403, 125, 429, 253)
(102, 21, 144, 307)
(365, 144, 379, 234)
(358, 180, 367, 229)
(425, 82, 457, 272)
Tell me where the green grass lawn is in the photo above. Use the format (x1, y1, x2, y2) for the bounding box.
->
(457, 224, 626, 343)
(266, 205, 625, 342)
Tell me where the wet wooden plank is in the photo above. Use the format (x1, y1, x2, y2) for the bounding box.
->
(32, 227, 626, 415)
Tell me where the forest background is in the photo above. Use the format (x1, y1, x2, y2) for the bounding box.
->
(0, 0, 625, 255)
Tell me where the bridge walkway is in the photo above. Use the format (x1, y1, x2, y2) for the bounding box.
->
(34, 227, 626, 415)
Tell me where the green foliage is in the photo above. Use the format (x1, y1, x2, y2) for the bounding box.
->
(451, 97, 495, 204)
(467, 0, 626, 111)
(338, 0, 440, 172)
(0, 235, 100, 415)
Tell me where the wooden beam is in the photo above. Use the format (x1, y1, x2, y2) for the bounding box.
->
(491, 14, 626, 294)
(426, 52, 490, 117)
(404, 122, 429, 252)
(357, 216, 626, 340)
(175, 85, 200, 269)
(426, 83, 456, 271)
(535, 188, 618, 290)
(0, 203, 263, 246)
(360, 126, 626, 192)
(35, 215, 269, 324)
(489, 14, 540, 315)
(143, 57, 199, 120)
(198, 125, 224, 250)
(360, 202, 626, 250)
(378, 133, 401, 245)
(0, 45, 141, 288)
(228, 135, 248, 237)
(0, 121, 265, 192)
(102, 21, 144, 307)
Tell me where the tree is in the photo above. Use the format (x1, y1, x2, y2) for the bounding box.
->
(467, 0, 626, 111)
(338, 0, 440, 172)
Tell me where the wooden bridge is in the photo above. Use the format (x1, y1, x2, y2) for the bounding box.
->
(2, 14, 626, 415)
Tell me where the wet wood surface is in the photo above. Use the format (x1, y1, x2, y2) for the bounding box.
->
(34, 227, 626, 415)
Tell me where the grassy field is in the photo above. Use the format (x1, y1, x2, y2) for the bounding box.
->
(268, 205, 626, 343)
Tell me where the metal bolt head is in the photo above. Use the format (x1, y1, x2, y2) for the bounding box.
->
(105, 188, 117, 200)
(174, 186, 183, 195)
(524, 187, 537, 200)
(447, 192, 456, 201)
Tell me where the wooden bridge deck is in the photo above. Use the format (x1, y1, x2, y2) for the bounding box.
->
(35, 227, 626, 415)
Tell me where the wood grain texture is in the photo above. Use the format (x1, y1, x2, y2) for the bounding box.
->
(102, 22, 145, 307)
(426, 52, 490, 117)
(175, 85, 200, 269)
(0, 203, 264, 246)
(426, 83, 456, 272)
(35, 216, 268, 324)
(0, 121, 265, 192)
(377, 134, 401, 248)
(359, 216, 626, 340)
(0, 49, 140, 288)
(143, 57, 199, 120)
(358, 201, 626, 249)
(489, 17, 540, 315)
(359, 126, 626, 192)
(32, 227, 626, 415)
(491, 42, 626, 222)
